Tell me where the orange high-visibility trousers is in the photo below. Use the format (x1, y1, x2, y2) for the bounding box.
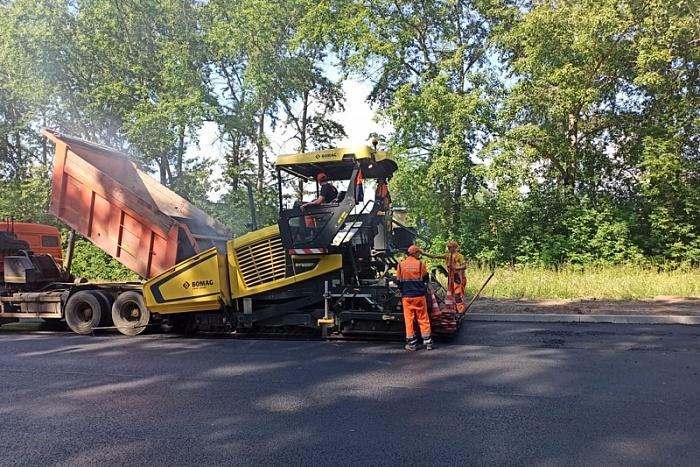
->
(449, 270, 466, 313)
(402, 296, 431, 338)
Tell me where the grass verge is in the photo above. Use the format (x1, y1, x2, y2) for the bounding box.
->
(458, 265, 700, 300)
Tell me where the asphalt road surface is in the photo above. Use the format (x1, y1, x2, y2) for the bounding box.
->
(0, 322, 698, 466)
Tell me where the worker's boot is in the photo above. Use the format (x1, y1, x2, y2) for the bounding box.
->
(422, 336, 434, 350)
(405, 336, 418, 351)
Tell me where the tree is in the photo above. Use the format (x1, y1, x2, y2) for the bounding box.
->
(206, 0, 300, 194)
(206, 0, 346, 228)
(280, 33, 346, 198)
(71, 0, 209, 185)
(488, 0, 700, 264)
(311, 0, 498, 243)
(0, 0, 76, 180)
(633, 0, 700, 262)
(2, 0, 697, 267)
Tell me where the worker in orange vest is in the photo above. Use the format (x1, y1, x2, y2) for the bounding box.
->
(426, 240, 466, 313)
(375, 178, 391, 211)
(396, 245, 433, 351)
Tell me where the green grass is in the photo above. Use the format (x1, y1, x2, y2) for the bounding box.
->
(456, 265, 700, 300)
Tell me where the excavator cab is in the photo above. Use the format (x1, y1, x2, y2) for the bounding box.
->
(275, 146, 399, 259)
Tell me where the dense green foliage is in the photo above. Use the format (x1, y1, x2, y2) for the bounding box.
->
(317, 0, 699, 266)
(1, 0, 698, 283)
(67, 237, 139, 282)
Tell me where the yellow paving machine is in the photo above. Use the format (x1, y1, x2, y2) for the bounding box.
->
(142, 144, 454, 337)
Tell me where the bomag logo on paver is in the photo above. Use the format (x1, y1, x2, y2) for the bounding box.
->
(315, 151, 337, 160)
(183, 279, 214, 290)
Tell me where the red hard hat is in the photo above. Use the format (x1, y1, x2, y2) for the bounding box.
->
(316, 172, 328, 182)
(447, 240, 459, 249)
(407, 245, 423, 256)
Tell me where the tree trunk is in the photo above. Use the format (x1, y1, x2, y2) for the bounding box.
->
(297, 90, 309, 199)
(229, 132, 240, 191)
(176, 124, 185, 178)
(159, 153, 168, 185)
(165, 162, 173, 188)
(565, 111, 579, 188)
(41, 115, 48, 168)
(14, 132, 23, 180)
(256, 106, 266, 193)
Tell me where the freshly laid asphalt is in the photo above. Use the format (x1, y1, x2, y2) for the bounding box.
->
(0, 322, 698, 466)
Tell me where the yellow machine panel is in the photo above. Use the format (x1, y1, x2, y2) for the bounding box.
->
(227, 225, 342, 298)
(143, 225, 343, 314)
(275, 145, 392, 166)
(274, 145, 396, 181)
(144, 247, 230, 314)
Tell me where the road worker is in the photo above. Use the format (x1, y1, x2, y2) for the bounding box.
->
(396, 245, 433, 351)
(426, 240, 466, 313)
(375, 177, 391, 211)
(301, 172, 338, 210)
(300, 172, 338, 235)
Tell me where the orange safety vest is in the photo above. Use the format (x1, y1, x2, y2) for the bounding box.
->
(375, 182, 390, 210)
(396, 256, 428, 297)
(446, 253, 465, 279)
(355, 170, 364, 201)
(445, 252, 465, 312)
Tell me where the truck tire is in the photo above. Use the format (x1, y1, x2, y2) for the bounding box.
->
(64, 291, 104, 335)
(92, 291, 113, 326)
(112, 291, 150, 336)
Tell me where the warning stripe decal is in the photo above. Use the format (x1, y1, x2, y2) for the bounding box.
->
(288, 248, 326, 255)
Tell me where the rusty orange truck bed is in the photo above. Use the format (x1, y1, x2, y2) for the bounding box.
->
(43, 129, 231, 279)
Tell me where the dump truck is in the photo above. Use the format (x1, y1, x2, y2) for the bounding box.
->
(0, 130, 232, 333)
(0, 130, 461, 337)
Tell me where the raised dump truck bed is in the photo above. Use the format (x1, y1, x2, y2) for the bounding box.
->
(43, 129, 231, 279)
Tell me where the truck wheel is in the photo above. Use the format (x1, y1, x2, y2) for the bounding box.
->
(93, 291, 113, 326)
(64, 291, 103, 335)
(112, 291, 150, 336)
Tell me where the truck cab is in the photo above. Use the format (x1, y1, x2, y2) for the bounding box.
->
(7, 222, 62, 261)
(0, 221, 62, 282)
